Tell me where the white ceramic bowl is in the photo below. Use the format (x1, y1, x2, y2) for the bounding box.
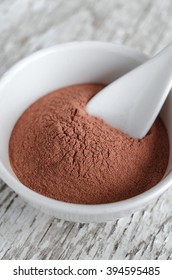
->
(0, 42, 171, 223)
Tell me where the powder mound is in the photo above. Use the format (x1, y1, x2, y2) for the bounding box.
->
(9, 84, 169, 204)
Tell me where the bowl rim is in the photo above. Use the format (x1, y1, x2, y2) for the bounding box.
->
(0, 41, 172, 218)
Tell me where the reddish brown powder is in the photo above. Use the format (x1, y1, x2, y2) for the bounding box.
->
(9, 84, 169, 204)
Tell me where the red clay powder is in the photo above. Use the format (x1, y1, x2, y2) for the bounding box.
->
(9, 84, 169, 204)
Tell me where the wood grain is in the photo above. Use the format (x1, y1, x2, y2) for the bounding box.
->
(0, 0, 172, 260)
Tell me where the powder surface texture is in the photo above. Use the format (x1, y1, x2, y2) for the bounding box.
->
(9, 84, 169, 204)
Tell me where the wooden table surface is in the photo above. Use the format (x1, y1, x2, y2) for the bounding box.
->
(0, 0, 172, 260)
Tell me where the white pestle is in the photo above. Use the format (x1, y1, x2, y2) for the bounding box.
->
(86, 42, 172, 139)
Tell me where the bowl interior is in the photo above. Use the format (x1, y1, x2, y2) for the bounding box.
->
(0, 42, 172, 195)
